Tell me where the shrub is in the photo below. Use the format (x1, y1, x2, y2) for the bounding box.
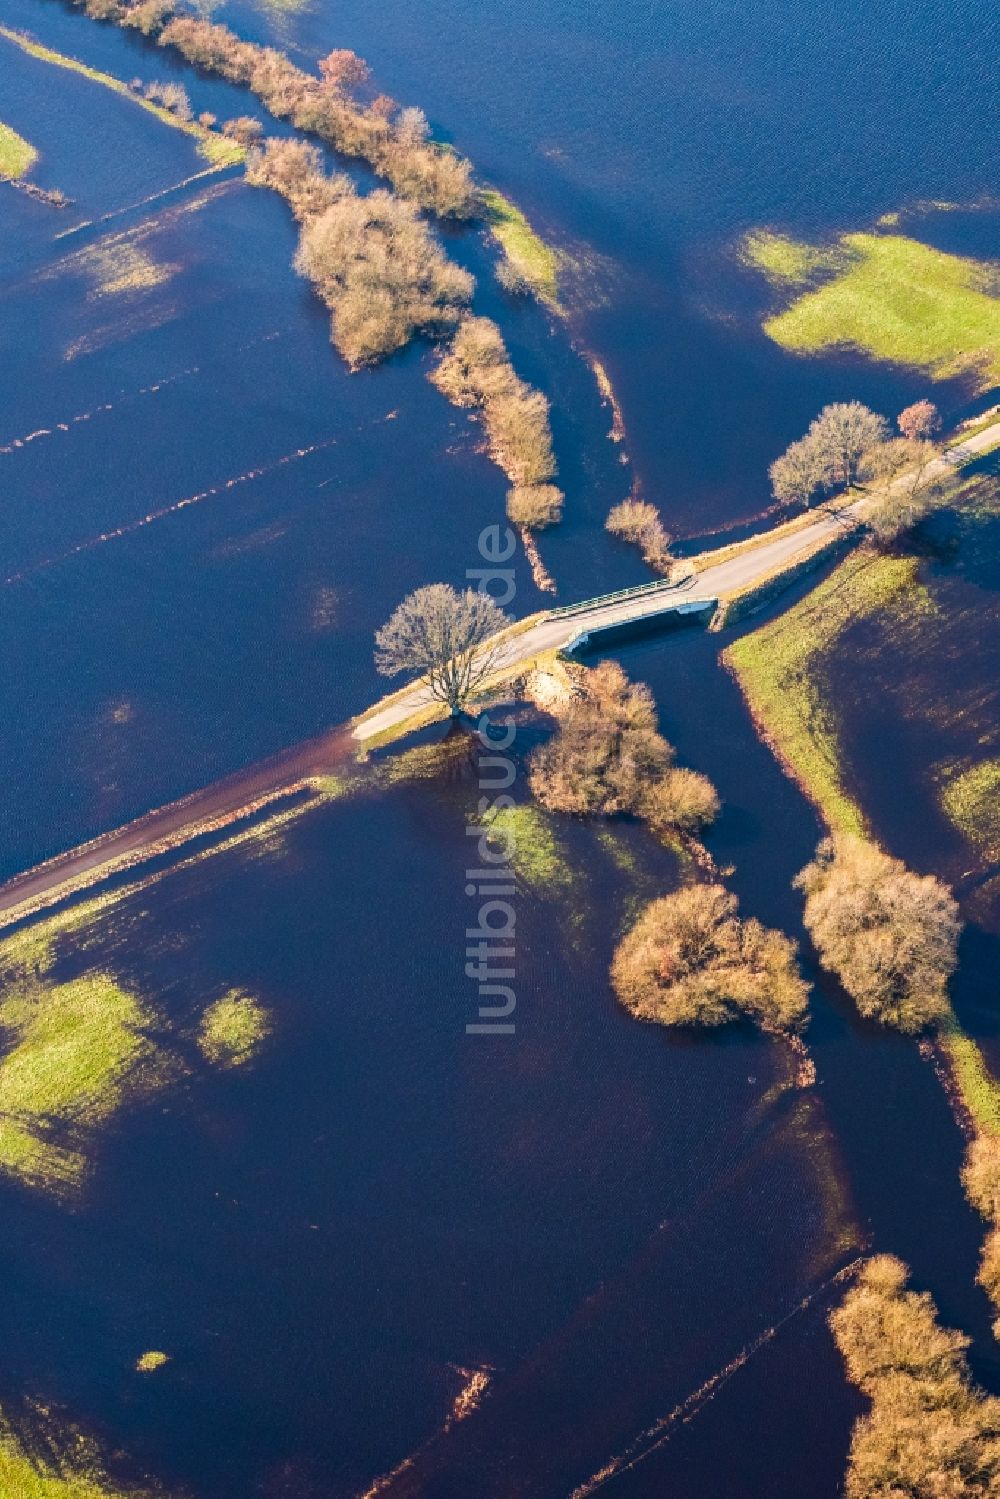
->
(245, 137, 347, 219)
(157, 15, 477, 217)
(318, 48, 370, 91)
(144, 80, 193, 120)
(963, 1134, 1000, 1220)
(529, 661, 672, 817)
(507, 484, 563, 529)
(222, 115, 263, 145)
(979, 1226, 1000, 1305)
(795, 835, 960, 1033)
(294, 188, 473, 365)
(487, 388, 557, 487)
(121, 0, 174, 34)
(84, 0, 125, 20)
(606, 498, 672, 572)
(642, 768, 720, 835)
(431, 317, 562, 512)
(829, 1255, 1000, 1499)
(610, 883, 809, 1035)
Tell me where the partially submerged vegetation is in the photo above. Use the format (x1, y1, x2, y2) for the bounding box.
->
(0, 24, 244, 165)
(197, 989, 271, 1068)
(135, 1350, 170, 1372)
(0, 1404, 165, 1497)
(744, 228, 1000, 389)
(246, 137, 472, 366)
(154, 15, 477, 216)
(830, 1255, 1000, 1498)
(528, 661, 719, 839)
(724, 548, 931, 835)
(431, 316, 564, 530)
(605, 498, 674, 575)
(477, 804, 574, 891)
(795, 835, 961, 1034)
(482, 187, 560, 304)
(0, 119, 38, 180)
(610, 882, 810, 1036)
(0, 972, 166, 1194)
(940, 758, 1000, 862)
(0, 905, 271, 1197)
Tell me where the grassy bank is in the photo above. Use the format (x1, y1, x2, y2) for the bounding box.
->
(726, 536, 1000, 1315)
(0, 26, 244, 165)
(743, 228, 1000, 388)
(483, 188, 560, 306)
(0, 119, 38, 179)
(723, 549, 929, 834)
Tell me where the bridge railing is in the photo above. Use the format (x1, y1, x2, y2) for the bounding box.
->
(548, 573, 695, 620)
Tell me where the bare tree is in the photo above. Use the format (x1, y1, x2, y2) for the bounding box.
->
(898, 399, 942, 442)
(768, 433, 834, 508)
(795, 835, 960, 1033)
(807, 401, 889, 489)
(374, 584, 511, 714)
(610, 883, 809, 1035)
(318, 48, 370, 91)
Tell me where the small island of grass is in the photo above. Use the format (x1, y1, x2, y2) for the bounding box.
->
(135, 1350, 170, 1372)
(197, 989, 270, 1068)
(0, 120, 38, 180)
(743, 228, 1000, 388)
(482, 188, 561, 305)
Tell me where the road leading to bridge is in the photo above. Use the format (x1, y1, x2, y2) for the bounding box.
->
(0, 416, 996, 929)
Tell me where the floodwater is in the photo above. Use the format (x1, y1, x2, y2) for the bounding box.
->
(0, 0, 999, 1493)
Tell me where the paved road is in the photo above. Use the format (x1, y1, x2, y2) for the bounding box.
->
(0, 419, 995, 927)
(355, 417, 998, 744)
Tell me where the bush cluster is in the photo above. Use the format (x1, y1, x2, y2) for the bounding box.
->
(795, 835, 960, 1034)
(431, 316, 563, 529)
(962, 1134, 1000, 1335)
(245, 139, 472, 366)
(605, 498, 673, 574)
(144, 12, 477, 217)
(528, 661, 719, 834)
(610, 883, 809, 1036)
(830, 1255, 1000, 1498)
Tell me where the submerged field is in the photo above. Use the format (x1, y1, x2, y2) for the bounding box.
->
(3, 0, 1000, 1493)
(743, 227, 1000, 388)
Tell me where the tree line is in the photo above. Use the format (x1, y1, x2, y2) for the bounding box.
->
(60, 0, 567, 536)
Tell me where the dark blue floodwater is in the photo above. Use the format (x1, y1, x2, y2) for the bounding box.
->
(1, 0, 999, 1494)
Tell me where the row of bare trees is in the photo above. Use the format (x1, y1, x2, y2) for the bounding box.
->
(770, 397, 949, 543)
(77, 0, 477, 217)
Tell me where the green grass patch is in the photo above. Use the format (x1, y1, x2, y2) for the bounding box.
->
(0, 973, 166, 1194)
(940, 757, 1000, 861)
(0, 120, 37, 180)
(0, 1408, 158, 1497)
(748, 230, 1000, 389)
(477, 803, 574, 891)
(723, 550, 932, 833)
(197, 989, 270, 1068)
(0, 903, 272, 1195)
(483, 188, 560, 306)
(0, 26, 245, 166)
(741, 229, 848, 287)
(135, 1350, 170, 1373)
(939, 1011, 1000, 1134)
